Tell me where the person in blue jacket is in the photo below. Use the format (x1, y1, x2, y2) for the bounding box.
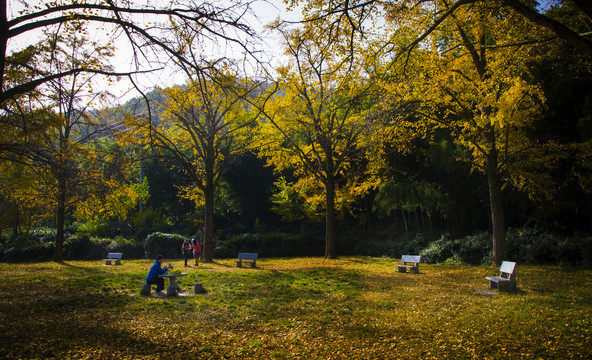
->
(146, 255, 172, 295)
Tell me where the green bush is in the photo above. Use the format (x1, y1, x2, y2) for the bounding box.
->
(353, 232, 430, 258)
(507, 227, 560, 264)
(214, 232, 323, 258)
(420, 232, 491, 265)
(1, 229, 56, 262)
(144, 232, 186, 259)
(420, 234, 456, 264)
(455, 232, 492, 265)
(352, 238, 397, 257)
(64, 235, 94, 259)
(63, 235, 145, 260)
(558, 235, 592, 267)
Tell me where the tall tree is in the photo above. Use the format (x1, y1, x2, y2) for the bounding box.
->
(380, 1, 564, 264)
(253, 19, 379, 258)
(126, 67, 260, 262)
(18, 22, 116, 261)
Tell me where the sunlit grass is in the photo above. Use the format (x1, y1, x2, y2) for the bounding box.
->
(0, 258, 590, 359)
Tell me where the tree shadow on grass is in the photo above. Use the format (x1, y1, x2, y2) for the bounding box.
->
(0, 298, 181, 359)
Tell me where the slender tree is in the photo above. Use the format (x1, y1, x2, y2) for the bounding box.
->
(126, 66, 260, 262)
(253, 19, 379, 258)
(380, 1, 565, 264)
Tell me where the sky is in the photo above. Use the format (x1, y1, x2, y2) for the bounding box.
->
(5, 0, 566, 107)
(7, 0, 303, 106)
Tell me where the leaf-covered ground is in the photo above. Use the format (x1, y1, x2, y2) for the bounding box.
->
(0, 258, 590, 359)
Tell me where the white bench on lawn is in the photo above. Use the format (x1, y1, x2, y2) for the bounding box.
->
(396, 255, 421, 274)
(486, 261, 517, 292)
(103, 252, 123, 265)
(236, 253, 258, 268)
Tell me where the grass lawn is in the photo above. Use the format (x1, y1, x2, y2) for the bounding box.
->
(0, 257, 590, 359)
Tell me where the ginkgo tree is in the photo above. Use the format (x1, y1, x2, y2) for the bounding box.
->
(0, 19, 147, 261)
(18, 24, 115, 260)
(253, 18, 380, 259)
(126, 66, 261, 262)
(380, 1, 565, 264)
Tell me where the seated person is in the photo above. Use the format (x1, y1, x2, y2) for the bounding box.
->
(146, 255, 172, 295)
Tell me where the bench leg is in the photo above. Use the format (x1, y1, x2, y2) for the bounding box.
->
(104, 260, 112, 265)
(409, 267, 419, 274)
(489, 281, 499, 290)
(250, 261, 256, 268)
(498, 281, 517, 293)
(166, 286, 177, 297)
(114, 259, 121, 265)
(397, 267, 407, 273)
(236, 261, 242, 268)
(166, 278, 180, 296)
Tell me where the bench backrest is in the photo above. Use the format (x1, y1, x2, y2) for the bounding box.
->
(238, 252, 258, 260)
(106, 253, 123, 259)
(401, 255, 421, 265)
(499, 261, 516, 279)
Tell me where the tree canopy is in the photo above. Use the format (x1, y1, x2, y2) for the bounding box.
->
(1, 0, 591, 264)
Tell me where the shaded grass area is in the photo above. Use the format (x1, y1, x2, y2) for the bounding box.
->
(0, 258, 590, 359)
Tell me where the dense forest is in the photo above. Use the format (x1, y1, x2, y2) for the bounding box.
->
(1, 0, 592, 266)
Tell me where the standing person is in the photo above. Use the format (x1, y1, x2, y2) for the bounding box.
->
(182, 239, 192, 267)
(146, 255, 172, 297)
(192, 238, 201, 266)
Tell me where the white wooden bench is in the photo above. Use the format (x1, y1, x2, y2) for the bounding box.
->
(103, 252, 123, 265)
(486, 261, 517, 292)
(236, 253, 258, 268)
(396, 255, 421, 274)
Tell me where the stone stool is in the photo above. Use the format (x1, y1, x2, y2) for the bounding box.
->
(194, 283, 205, 294)
(141, 283, 151, 296)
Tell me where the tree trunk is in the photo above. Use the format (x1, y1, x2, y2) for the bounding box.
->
(14, 210, 19, 236)
(486, 151, 507, 266)
(325, 177, 337, 259)
(0, 0, 7, 102)
(402, 208, 408, 232)
(203, 175, 215, 263)
(54, 196, 65, 262)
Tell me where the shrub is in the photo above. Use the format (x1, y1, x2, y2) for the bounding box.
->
(352, 232, 430, 258)
(455, 232, 492, 265)
(420, 232, 491, 265)
(214, 232, 323, 258)
(557, 234, 592, 267)
(507, 227, 560, 264)
(144, 232, 186, 259)
(420, 234, 456, 264)
(1, 230, 56, 262)
(108, 236, 145, 259)
(65, 236, 145, 260)
(64, 235, 94, 259)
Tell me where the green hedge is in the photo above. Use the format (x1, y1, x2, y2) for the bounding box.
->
(214, 232, 323, 258)
(352, 232, 430, 258)
(2, 227, 592, 267)
(418, 228, 592, 267)
(144, 232, 187, 259)
(1, 230, 145, 262)
(420, 233, 491, 265)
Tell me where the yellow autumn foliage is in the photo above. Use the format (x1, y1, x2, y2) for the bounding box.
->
(380, 0, 565, 201)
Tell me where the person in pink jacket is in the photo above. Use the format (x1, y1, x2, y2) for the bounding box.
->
(192, 238, 201, 266)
